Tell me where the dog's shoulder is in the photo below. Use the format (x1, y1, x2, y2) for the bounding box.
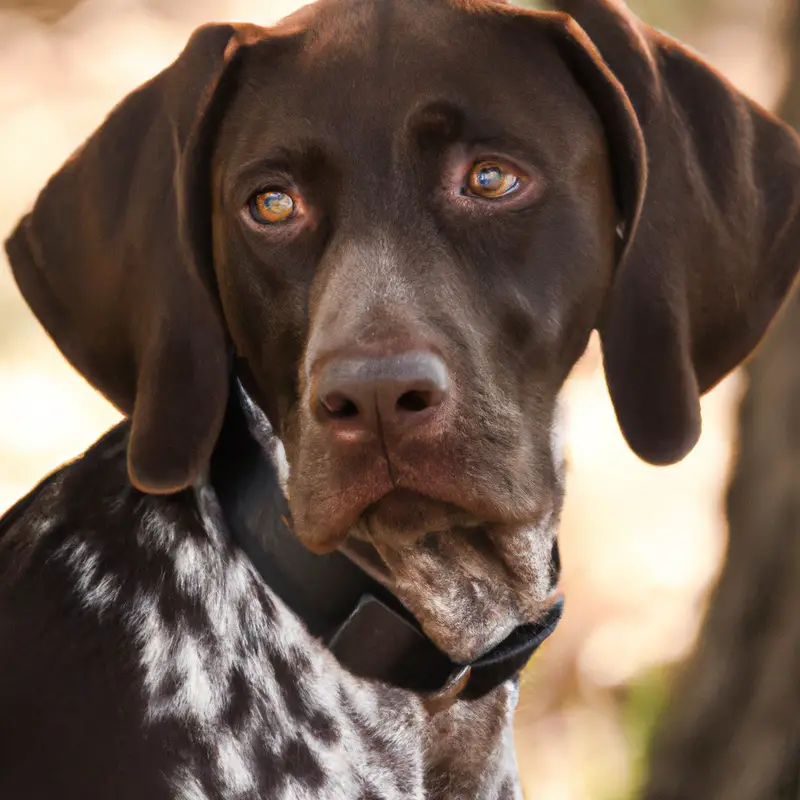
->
(0, 423, 132, 585)
(0, 424, 199, 798)
(0, 425, 430, 799)
(0, 422, 200, 597)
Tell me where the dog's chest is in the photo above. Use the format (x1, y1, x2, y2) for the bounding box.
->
(101, 496, 428, 799)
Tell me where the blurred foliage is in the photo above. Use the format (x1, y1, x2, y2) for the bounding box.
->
(627, 0, 713, 35)
(0, 0, 80, 22)
(615, 669, 671, 800)
(520, 0, 713, 38)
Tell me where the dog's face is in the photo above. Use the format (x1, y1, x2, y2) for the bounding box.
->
(7, 0, 800, 662)
(211, 1, 613, 658)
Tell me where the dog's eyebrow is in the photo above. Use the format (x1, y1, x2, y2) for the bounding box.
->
(404, 100, 539, 159)
(233, 155, 294, 179)
(404, 101, 464, 143)
(223, 160, 292, 204)
(224, 151, 316, 199)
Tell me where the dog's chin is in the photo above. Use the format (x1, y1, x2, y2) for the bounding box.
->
(340, 494, 559, 664)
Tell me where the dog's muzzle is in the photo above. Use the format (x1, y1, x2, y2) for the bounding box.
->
(211, 381, 563, 713)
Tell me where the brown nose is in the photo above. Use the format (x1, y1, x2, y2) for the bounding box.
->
(313, 352, 449, 434)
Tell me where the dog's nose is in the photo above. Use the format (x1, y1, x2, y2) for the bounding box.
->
(313, 352, 449, 434)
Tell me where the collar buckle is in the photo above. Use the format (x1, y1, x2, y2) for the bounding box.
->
(423, 666, 472, 715)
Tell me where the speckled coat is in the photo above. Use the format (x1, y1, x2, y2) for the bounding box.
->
(0, 425, 522, 800)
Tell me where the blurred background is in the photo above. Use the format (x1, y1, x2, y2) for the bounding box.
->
(1, 0, 798, 797)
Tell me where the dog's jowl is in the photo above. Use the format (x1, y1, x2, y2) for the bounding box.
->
(3, 1, 800, 798)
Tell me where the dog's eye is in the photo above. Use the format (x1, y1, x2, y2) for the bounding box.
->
(249, 190, 297, 224)
(466, 162, 521, 199)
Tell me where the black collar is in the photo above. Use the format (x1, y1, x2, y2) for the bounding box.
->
(211, 391, 563, 709)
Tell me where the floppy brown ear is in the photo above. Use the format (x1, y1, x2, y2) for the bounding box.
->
(5, 23, 265, 493)
(539, 0, 800, 464)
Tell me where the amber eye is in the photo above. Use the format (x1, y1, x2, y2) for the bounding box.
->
(249, 190, 297, 224)
(466, 161, 521, 199)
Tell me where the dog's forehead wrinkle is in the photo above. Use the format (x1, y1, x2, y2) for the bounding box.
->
(233, 0, 565, 166)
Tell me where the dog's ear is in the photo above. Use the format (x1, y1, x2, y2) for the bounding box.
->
(537, 0, 800, 464)
(5, 23, 266, 493)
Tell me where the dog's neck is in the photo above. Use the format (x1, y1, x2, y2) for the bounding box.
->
(207, 382, 562, 705)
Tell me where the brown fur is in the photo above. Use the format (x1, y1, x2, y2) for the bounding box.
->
(6, 0, 800, 677)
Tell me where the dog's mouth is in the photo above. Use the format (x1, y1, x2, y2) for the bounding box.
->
(337, 489, 561, 663)
(236, 384, 561, 664)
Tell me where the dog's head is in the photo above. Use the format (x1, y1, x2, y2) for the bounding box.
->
(7, 0, 800, 661)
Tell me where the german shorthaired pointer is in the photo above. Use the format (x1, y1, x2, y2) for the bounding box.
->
(3, 0, 800, 797)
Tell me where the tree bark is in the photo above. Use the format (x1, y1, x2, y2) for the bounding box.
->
(642, 4, 800, 798)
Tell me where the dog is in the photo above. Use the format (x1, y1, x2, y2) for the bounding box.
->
(3, 0, 800, 797)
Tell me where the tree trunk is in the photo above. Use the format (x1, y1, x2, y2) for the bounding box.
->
(642, 5, 800, 798)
